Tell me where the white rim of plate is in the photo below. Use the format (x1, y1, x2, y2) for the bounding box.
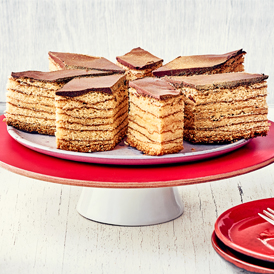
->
(7, 126, 250, 165)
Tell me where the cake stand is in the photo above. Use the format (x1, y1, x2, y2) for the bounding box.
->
(1, 116, 274, 226)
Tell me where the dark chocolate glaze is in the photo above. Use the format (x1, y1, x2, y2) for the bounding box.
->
(56, 74, 126, 97)
(11, 69, 112, 82)
(48, 51, 125, 74)
(152, 49, 246, 77)
(129, 77, 180, 99)
(165, 72, 268, 90)
(116, 47, 163, 70)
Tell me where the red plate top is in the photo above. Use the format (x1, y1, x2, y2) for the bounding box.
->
(1, 116, 274, 188)
(215, 198, 274, 262)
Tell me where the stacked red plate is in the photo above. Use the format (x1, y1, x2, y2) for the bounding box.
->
(212, 198, 274, 273)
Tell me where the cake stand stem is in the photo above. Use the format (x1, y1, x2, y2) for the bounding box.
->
(76, 186, 184, 226)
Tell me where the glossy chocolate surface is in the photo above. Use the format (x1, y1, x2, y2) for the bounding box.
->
(11, 69, 112, 82)
(49, 51, 125, 73)
(116, 47, 163, 70)
(165, 72, 268, 90)
(129, 77, 180, 99)
(153, 49, 246, 77)
(56, 74, 126, 97)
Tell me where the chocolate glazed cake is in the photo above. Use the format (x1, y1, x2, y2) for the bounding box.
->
(127, 77, 184, 156)
(48, 51, 125, 74)
(116, 47, 163, 80)
(55, 74, 128, 152)
(153, 49, 246, 77)
(166, 72, 269, 143)
(5, 69, 111, 135)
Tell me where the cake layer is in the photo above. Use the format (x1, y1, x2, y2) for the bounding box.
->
(185, 106, 268, 126)
(57, 110, 128, 131)
(128, 88, 184, 132)
(56, 117, 128, 141)
(7, 89, 55, 106)
(56, 99, 128, 119)
(55, 86, 127, 111)
(57, 125, 127, 153)
(184, 122, 270, 143)
(6, 114, 55, 135)
(184, 97, 267, 114)
(180, 83, 267, 106)
(7, 78, 57, 97)
(6, 113, 55, 127)
(7, 102, 56, 119)
(127, 132, 183, 156)
(185, 114, 268, 129)
(129, 104, 184, 133)
(7, 98, 55, 114)
(56, 101, 128, 126)
(128, 119, 184, 143)
(153, 49, 245, 77)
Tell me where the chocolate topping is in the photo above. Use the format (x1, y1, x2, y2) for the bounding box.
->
(48, 51, 125, 74)
(153, 49, 246, 77)
(129, 77, 180, 99)
(165, 72, 268, 90)
(56, 74, 126, 97)
(116, 47, 163, 70)
(11, 69, 112, 82)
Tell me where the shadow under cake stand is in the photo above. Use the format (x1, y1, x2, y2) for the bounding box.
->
(1, 116, 274, 226)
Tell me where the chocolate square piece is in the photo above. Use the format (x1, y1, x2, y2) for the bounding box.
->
(116, 47, 163, 80)
(48, 51, 125, 74)
(153, 49, 246, 77)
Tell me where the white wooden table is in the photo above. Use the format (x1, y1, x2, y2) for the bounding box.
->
(0, 107, 274, 274)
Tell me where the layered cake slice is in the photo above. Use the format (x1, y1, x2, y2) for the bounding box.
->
(116, 47, 163, 80)
(127, 77, 184, 156)
(5, 69, 111, 135)
(48, 51, 125, 74)
(153, 49, 246, 77)
(166, 72, 269, 143)
(55, 74, 128, 152)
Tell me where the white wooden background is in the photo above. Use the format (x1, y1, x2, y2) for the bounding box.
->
(0, 0, 274, 103)
(0, 107, 274, 274)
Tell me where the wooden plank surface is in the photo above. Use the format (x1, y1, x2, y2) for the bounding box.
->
(1, 159, 274, 273)
(0, 110, 274, 273)
(0, 0, 273, 103)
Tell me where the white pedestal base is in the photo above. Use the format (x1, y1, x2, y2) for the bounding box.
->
(77, 187, 184, 226)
